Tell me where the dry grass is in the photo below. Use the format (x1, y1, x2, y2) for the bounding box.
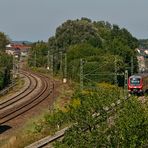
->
(1, 80, 74, 148)
(0, 78, 25, 101)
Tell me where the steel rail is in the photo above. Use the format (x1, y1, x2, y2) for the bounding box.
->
(0, 71, 52, 124)
(0, 71, 38, 109)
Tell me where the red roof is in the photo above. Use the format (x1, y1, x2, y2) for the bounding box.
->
(10, 43, 31, 49)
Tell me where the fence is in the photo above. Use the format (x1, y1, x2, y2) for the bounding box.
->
(0, 82, 16, 96)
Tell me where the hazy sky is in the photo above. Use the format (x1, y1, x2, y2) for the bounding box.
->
(0, 0, 148, 41)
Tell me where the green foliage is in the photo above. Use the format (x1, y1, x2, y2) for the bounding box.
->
(44, 110, 68, 129)
(111, 98, 148, 147)
(0, 52, 13, 69)
(67, 44, 125, 85)
(31, 82, 148, 147)
(29, 18, 139, 85)
(48, 18, 138, 82)
(54, 93, 148, 147)
(53, 84, 120, 147)
(54, 19, 102, 49)
(28, 41, 48, 67)
(0, 72, 4, 89)
(34, 122, 44, 133)
(33, 109, 71, 134)
(0, 52, 13, 90)
(67, 43, 105, 82)
(36, 84, 120, 137)
(139, 39, 148, 48)
(67, 43, 102, 60)
(0, 32, 9, 51)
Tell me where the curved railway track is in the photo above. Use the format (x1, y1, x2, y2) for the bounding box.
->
(0, 71, 38, 109)
(0, 70, 53, 125)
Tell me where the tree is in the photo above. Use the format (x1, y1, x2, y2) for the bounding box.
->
(28, 18, 139, 83)
(0, 52, 13, 90)
(0, 32, 9, 51)
(109, 98, 148, 147)
(28, 41, 48, 67)
(51, 18, 102, 51)
(47, 18, 139, 77)
(66, 43, 125, 85)
(139, 39, 148, 48)
(54, 91, 148, 147)
(54, 85, 121, 147)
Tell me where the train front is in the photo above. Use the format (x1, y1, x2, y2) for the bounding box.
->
(128, 75, 143, 95)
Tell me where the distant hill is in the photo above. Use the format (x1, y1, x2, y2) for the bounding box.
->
(139, 39, 148, 48)
(12, 41, 33, 45)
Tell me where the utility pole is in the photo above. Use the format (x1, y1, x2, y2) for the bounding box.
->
(34, 51, 37, 67)
(131, 56, 134, 75)
(50, 54, 54, 76)
(47, 50, 50, 70)
(114, 56, 118, 86)
(63, 53, 67, 83)
(12, 55, 16, 83)
(80, 59, 84, 91)
(124, 70, 128, 99)
(60, 52, 63, 76)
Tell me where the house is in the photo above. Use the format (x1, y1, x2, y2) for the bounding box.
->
(5, 43, 31, 57)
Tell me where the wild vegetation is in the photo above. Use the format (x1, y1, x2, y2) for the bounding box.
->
(0, 32, 12, 90)
(28, 18, 139, 86)
(0, 32, 9, 51)
(28, 41, 48, 67)
(2, 18, 146, 147)
(20, 84, 148, 147)
(139, 39, 148, 48)
(53, 89, 148, 147)
(24, 18, 148, 147)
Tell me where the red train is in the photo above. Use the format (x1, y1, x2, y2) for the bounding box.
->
(128, 74, 148, 95)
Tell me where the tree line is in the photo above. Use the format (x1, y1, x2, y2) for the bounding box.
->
(32, 84, 148, 147)
(0, 32, 12, 90)
(28, 18, 139, 86)
(139, 39, 148, 49)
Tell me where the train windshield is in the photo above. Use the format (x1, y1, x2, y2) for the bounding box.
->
(130, 77, 141, 86)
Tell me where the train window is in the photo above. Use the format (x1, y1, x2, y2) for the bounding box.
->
(130, 78, 140, 86)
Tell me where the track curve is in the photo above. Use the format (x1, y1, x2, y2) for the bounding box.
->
(0, 71, 38, 109)
(0, 70, 53, 124)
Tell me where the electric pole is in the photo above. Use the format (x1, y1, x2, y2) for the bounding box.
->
(114, 56, 118, 86)
(64, 53, 67, 79)
(34, 51, 36, 67)
(60, 52, 63, 76)
(124, 70, 128, 99)
(131, 56, 134, 75)
(80, 59, 84, 90)
(50, 54, 54, 76)
(47, 50, 50, 70)
(62, 53, 67, 83)
(12, 55, 16, 83)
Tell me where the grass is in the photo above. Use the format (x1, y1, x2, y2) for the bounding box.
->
(1, 70, 74, 148)
(0, 67, 74, 147)
(0, 78, 25, 101)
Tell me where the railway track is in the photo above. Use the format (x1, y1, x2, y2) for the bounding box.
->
(0, 71, 38, 110)
(0, 70, 53, 125)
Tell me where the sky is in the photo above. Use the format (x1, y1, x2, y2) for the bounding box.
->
(0, 0, 148, 42)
